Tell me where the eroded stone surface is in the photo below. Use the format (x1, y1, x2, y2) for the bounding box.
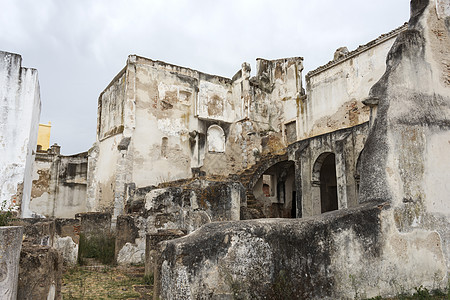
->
(18, 243, 62, 300)
(0, 226, 23, 300)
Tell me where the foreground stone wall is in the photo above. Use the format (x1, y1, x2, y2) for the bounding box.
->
(0, 51, 41, 217)
(156, 202, 447, 299)
(11, 218, 81, 266)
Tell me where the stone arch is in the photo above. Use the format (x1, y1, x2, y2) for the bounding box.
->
(313, 152, 338, 214)
(250, 160, 296, 218)
(207, 125, 225, 153)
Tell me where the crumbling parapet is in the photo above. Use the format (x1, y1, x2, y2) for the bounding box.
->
(0, 226, 23, 300)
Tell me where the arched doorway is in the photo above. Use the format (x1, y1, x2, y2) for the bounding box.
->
(319, 153, 338, 213)
(251, 161, 296, 218)
(313, 152, 338, 214)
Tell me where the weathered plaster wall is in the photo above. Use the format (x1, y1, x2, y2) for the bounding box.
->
(0, 51, 41, 217)
(301, 26, 406, 141)
(156, 202, 448, 299)
(359, 0, 450, 271)
(132, 57, 201, 186)
(91, 54, 303, 219)
(30, 147, 88, 218)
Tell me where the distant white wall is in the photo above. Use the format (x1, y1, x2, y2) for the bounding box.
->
(0, 51, 41, 217)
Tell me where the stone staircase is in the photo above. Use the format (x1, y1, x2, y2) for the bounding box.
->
(237, 153, 287, 220)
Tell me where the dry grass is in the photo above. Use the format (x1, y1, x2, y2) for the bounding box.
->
(62, 265, 152, 300)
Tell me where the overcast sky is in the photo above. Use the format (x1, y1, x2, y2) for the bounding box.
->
(1, 0, 410, 155)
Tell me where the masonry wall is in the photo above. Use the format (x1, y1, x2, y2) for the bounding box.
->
(0, 51, 41, 217)
(30, 149, 88, 218)
(300, 27, 404, 141)
(115, 179, 244, 264)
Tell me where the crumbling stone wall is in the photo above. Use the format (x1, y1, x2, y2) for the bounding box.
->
(302, 25, 407, 141)
(115, 179, 244, 264)
(18, 243, 62, 300)
(89, 55, 302, 221)
(0, 226, 23, 300)
(11, 217, 81, 266)
(30, 145, 88, 218)
(0, 51, 41, 217)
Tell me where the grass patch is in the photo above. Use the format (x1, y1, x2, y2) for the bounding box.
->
(365, 285, 449, 300)
(78, 233, 116, 265)
(62, 265, 152, 299)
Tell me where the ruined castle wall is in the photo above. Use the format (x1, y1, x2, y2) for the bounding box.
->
(0, 51, 41, 217)
(301, 31, 401, 141)
(253, 58, 303, 134)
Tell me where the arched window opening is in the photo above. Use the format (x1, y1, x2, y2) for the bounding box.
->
(207, 125, 225, 153)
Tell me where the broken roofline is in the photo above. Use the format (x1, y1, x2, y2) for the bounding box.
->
(306, 23, 408, 79)
(100, 55, 305, 96)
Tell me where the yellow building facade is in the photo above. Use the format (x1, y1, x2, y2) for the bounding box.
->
(37, 122, 51, 151)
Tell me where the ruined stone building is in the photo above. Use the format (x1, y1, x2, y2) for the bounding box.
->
(155, 1, 450, 299)
(1, 0, 449, 298)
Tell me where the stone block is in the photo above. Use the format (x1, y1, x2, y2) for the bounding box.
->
(18, 243, 62, 300)
(145, 229, 185, 277)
